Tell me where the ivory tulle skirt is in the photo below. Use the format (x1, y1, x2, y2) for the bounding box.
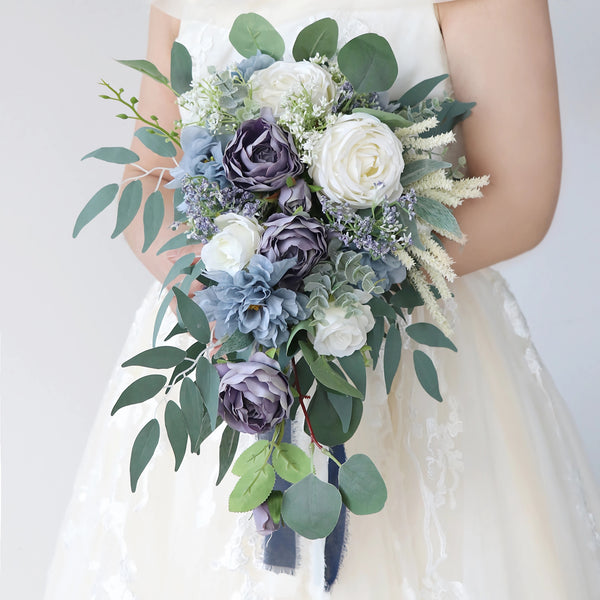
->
(44, 268, 600, 599)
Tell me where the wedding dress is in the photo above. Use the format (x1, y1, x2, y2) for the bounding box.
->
(44, 1, 600, 598)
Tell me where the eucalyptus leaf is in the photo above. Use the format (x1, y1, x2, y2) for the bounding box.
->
(338, 454, 387, 515)
(152, 289, 174, 348)
(338, 33, 398, 93)
(122, 346, 186, 369)
(413, 349, 443, 402)
(293, 357, 315, 400)
(157, 232, 199, 255)
(352, 108, 412, 129)
(73, 184, 119, 238)
(415, 196, 462, 238)
(338, 351, 367, 397)
(232, 440, 271, 476)
(405, 322, 457, 352)
(401, 159, 452, 186)
(229, 13, 285, 60)
(328, 393, 353, 433)
(398, 208, 425, 251)
(292, 18, 338, 61)
(368, 296, 396, 323)
(229, 463, 276, 512)
(281, 474, 342, 539)
(135, 127, 177, 158)
(142, 191, 165, 253)
(116, 58, 169, 85)
(423, 99, 475, 138)
(162, 253, 196, 291)
(173, 287, 211, 344)
(111, 374, 167, 416)
(217, 427, 240, 485)
(367, 316, 385, 368)
(111, 180, 143, 238)
(164, 323, 187, 342)
(196, 357, 220, 429)
(391, 281, 425, 311)
(180, 377, 205, 454)
(383, 324, 402, 394)
(170, 41, 192, 95)
(272, 443, 311, 484)
(82, 147, 139, 164)
(397, 74, 448, 107)
(130, 419, 160, 492)
(165, 400, 188, 471)
(214, 330, 253, 360)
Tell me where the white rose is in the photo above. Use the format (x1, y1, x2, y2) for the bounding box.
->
(309, 112, 405, 209)
(311, 302, 375, 358)
(201, 213, 263, 275)
(249, 61, 336, 117)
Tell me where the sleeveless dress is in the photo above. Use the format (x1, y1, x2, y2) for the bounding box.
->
(44, 2, 600, 599)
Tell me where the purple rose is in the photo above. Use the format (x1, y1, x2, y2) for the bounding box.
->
(253, 501, 280, 536)
(278, 179, 313, 214)
(223, 114, 303, 192)
(215, 352, 292, 434)
(258, 213, 328, 289)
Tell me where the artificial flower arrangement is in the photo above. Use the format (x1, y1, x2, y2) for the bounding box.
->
(75, 14, 488, 541)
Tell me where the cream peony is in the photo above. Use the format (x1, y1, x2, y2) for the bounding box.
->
(309, 112, 405, 209)
(201, 213, 263, 275)
(249, 61, 337, 117)
(311, 302, 375, 358)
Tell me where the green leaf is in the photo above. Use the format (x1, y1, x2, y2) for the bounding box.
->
(232, 440, 271, 476)
(157, 232, 198, 255)
(401, 159, 452, 186)
(173, 287, 211, 344)
(111, 180, 142, 238)
(111, 374, 167, 415)
(164, 322, 187, 342)
(367, 316, 385, 368)
(397, 74, 448, 107)
(196, 357, 219, 430)
(81, 147, 139, 164)
(338, 454, 387, 515)
(130, 419, 160, 492)
(423, 99, 475, 138)
(328, 393, 353, 433)
(405, 322, 457, 352)
(413, 350, 443, 402)
(304, 386, 363, 446)
(180, 377, 205, 453)
(152, 289, 173, 347)
(229, 463, 276, 512)
(292, 18, 338, 61)
(383, 324, 402, 394)
(391, 281, 425, 311)
(293, 357, 315, 401)
(281, 474, 342, 539)
(398, 206, 425, 250)
(170, 41, 192, 95)
(267, 490, 283, 525)
(229, 13, 285, 60)
(116, 58, 169, 85)
(162, 253, 196, 291)
(142, 191, 165, 253)
(338, 351, 367, 397)
(217, 427, 240, 485)
(272, 443, 311, 484)
(337, 33, 398, 93)
(415, 196, 462, 238)
(122, 346, 186, 369)
(299, 341, 363, 399)
(73, 183, 119, 238)
(135, 127, 177, 158)
(352, 108, 412, 129)
(165, 400, 187, 471)
(214, 330, 253, 360)
(368, 296, 396, 323)
(286, 320, 313, 355)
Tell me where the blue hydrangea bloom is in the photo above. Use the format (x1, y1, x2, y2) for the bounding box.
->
(168, 126, 232, 189)
(360, 251, 407, 291)
(236, 51, 276, 80)
(195, 255, 308, 348)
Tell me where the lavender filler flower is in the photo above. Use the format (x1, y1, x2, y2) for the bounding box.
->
(195, 255, 308, 347)
(215, 352, 293, 434)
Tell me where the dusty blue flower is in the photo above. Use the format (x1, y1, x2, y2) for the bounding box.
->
(195, 255, 308, 347)
(168, 126, 232, 188)
(236, 51, 276, 81)
(215, 352, 292, 434)
(360, 251, 407, 291)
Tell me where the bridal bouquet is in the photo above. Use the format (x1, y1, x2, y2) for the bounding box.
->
(75, 14, 487, 541)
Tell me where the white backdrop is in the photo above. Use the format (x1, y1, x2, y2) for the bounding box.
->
(1, 0, 598, 598)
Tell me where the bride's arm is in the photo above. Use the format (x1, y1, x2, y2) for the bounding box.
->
(437, 0, 561, 276)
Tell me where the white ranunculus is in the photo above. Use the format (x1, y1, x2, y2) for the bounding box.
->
(201, 213, 263, 275)
(311, 302, 375, 358)
(309, 112, 405, 209)
(249, 61, 337, 117)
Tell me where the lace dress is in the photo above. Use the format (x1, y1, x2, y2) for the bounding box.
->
(44, 1, 600, 598)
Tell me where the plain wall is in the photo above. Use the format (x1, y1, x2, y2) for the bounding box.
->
(1, 0, 598, 598)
